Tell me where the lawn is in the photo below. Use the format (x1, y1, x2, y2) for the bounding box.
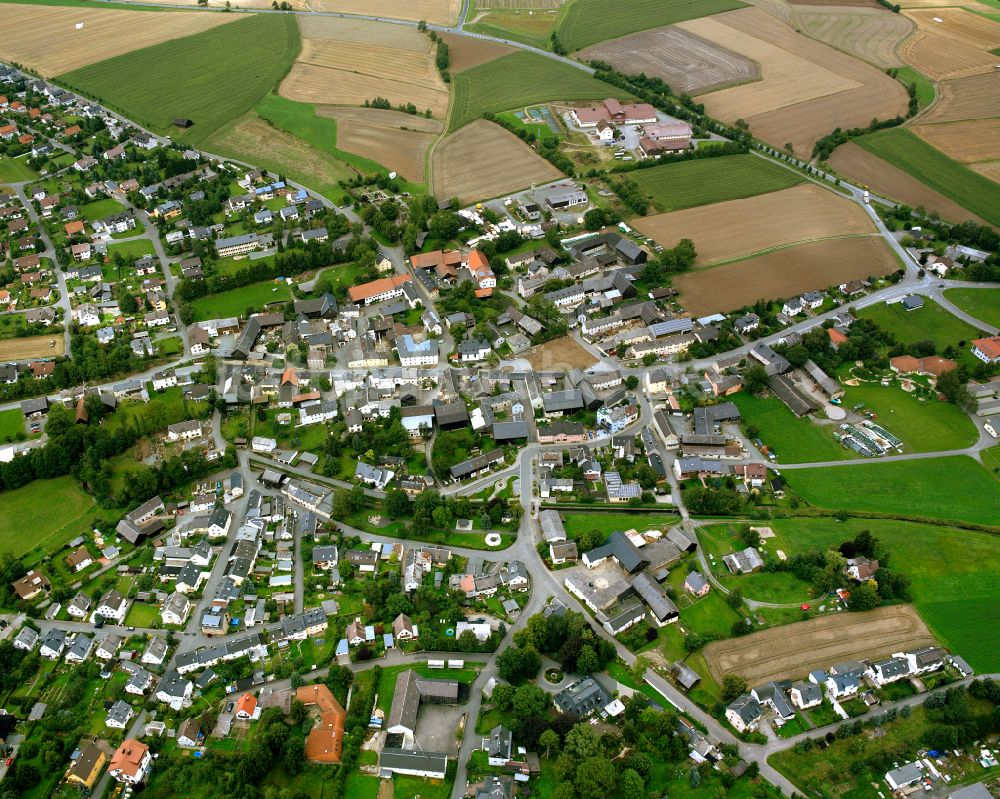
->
(629, 154, 804, 212)
(0, 407, 24, 441)
(983, 444, 1000, 478)
(838, 383, 979, 452)
(556, 0, 746, 51)
(449, 50, 631, 132)
(79, 198, 124, 222)
(0, 155, 38, 182)
(124, 602, 160, 628)
(893, 66, 935, 110)
(466, 9, 559, 50)
(855, 127, 1000, 226)
(106, 239, 155, 260)
(786, 455, 1000, 526)
(58, 15, 300, 146)
(731, 392, 852, 464)
(0, 476, 95, 558)
(943, 287, 1000, 330)
(190, 279, 292, 321)
(772, 516, 1000, 671)
(560, 512, 683, 541)
(858, 297, 984, 349)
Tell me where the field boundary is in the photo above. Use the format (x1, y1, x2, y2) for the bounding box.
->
(695, 233, 878, 268)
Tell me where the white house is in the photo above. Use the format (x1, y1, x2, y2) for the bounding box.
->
(251, 436, 276, 453)
(92, 589, 128, 624)
(106, 700, 135, 729)
(161, 591, 192, 626)
(725, 694, 762, 733)
(108, 739, 153, 785)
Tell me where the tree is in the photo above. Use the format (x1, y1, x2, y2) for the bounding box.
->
(290, 699, 308, 725)
(539, 728, 560, 759)
(722, 674, 748, 702)
(576, 644, 599, 675)
(726, 588, 744, 610)
(331, 489, 352, 519)
(492, 681, 515, 711)
(620, 768, 645, 799)
(384, 489, 410, 518)
(744, 365, 768, 395)
(562, 723, 600, 762)
(689, 766, 702, 788)
(574, 756, 616, 799)
(850, 580, 880, 611)
(624, 375, 639, 390)
(496, 645, 541, 683)
(513, 683, 548, 717)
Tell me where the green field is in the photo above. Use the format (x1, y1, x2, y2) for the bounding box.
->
(855, 127, 1000, 226)
(106, 239, 155, 260)
(560, 512, 681, 541)
(190, 279, 292, 320)
(629, 154, 805, 212)
(0, 156, 38, 182)
(943, 287, 1000, 330)
(731, 392, 852, 464)
(839, 383, 979, 452)
(858, 297, 984, 349)
(58, 15, 300, 145)
(466, 9, 560, 50)
(0, 408, 24, 442)
(772, 515, 1000, 672)
(79, 198, 125, 222)
(787, 455, 1000, 526)
(556, 0, 746, 51)
(0, 476, 95, 558)
(449, 50, 631, 132)
(893, 66, 935, 110)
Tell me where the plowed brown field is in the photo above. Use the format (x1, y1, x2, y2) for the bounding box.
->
(679, 8, 907, 156)
(632, 184, 875, 265)
(319, 107, 441, 181)
(577, 26, 760, 95)
(673, 236, 898, 315)
(704, 605, 936, 684)
(829, 141, 988, 223)
(432, 119, 561, 203)
(794, 6, 912, 67)
(440, 33, 515, 72)
(0, 4, 238, 75)
(921, 72, 1000, 123)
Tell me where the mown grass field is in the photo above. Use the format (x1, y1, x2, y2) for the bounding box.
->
(0, 408, 24, 441)
(58, 15, 300, 145)
(556, 0, 746, 52)
(106, 239, 155, 260)
(771, 516, 1000, 672)
(628, 154, 805, 212)
(0, 156, 38, 182)
(466, 9, 559, 50)
(787, 455, 1000, 526)
(858, 297, 984, 349)
(894, 66, 935, 110)
(560, 512, 681, 541)
(448, 50, 630, 132)
(943, 287, 1000, 330)
(855, 127, 1000, 226)
(0, 476, 95, 558)
(79, 197, 124, 222)
(731, 392, 852, 464)
(190, 279, 292, 321)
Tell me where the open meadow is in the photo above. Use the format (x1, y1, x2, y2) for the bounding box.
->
(792, 5, 912, 67)
(577, 26, 760, 95)
(770, 516, 1000, 671)
(190, 278, 292, 321)
(703, 605, 936, 684)
(0, 476, 96, 558)
(858, 296, 985, 349)
(828, 141, 988, 224)
(319, 106, 441, 182)
(627, 154, 804, 213)
(786, 455, 1000, 526)
(0, 156, 38, 182)
(555, 0, 746, 51)
(631, 183, 875, 265)
(731, 391, 853, 463)
(448, 50, 628, 132)
(0, 4, 237, 76)
(280, 18, 449, 119)
(854, 127, 1000, 225)
(0, 334, 65, 360)
(466, 8, 561, 49)
(943, 287, 1000, 330)
(679, 7, 908, 157)
(58, 14, 299, 145)
(673, 236, 898, 315)
(432, 119, 561, 202)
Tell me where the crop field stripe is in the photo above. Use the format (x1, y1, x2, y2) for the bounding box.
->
(628, 154, 805, 212)
(694, 233, 876, 267)
(556, 0, 747, 52)
(447, 50, 632, 133)
(855, 127, 1000, 225)
(57, 14, 299, 145)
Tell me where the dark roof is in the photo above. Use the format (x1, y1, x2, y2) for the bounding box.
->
(585, 530, 646, 573)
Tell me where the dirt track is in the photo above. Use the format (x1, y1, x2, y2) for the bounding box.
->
(704, 604, 937, 684)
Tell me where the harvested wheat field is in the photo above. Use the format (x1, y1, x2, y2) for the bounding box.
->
(0, 4, 237, 75)
(787, 0, 879, 6)
(674, 236, 897, 315)
(829, 141, 988, 223)
(793, 6, 912, 67)
(745, 0, 794, 24)
(152, 0, 309, 7)
(900, 31, 997, 81)
(577, 27, 759, 95)
(632, 184, 875, 265)
(432, 119, 561, 203)
(905, 8, 1000, 50)
(476, 0, 563, 7)
(971, 162, 1000, 183)
(0, 335, 65, 361)
(704, 605, 936, 684)
(310, 0, 459, 25)
(678, 8, 906, 155)
(921, 72, 1000, 123)
(440, 33, 515, 72)
(524, 336, 596, 372)
(280, 18, 450, 117)
(913, 119, 1000, 166)
(319, 107, 441, 181)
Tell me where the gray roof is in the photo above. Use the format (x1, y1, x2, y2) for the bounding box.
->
(886, 762, 923, 788)
(380, 747, 448, 775)
(553, 677, 612, 716)
(673, 661, 701, 690)
(539, 510, 566, 543)
(387, 670, 460, 733)
(542, 389, 584, 413)
(486, 724, 512, 759)
(585, 531, 645, 573)
(492, 420, 529, 441)
(949, 784, 994, 799)
(631, 572, 678, 622)
(792, 681, 822, 705)
(727, 694, 762, 725)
